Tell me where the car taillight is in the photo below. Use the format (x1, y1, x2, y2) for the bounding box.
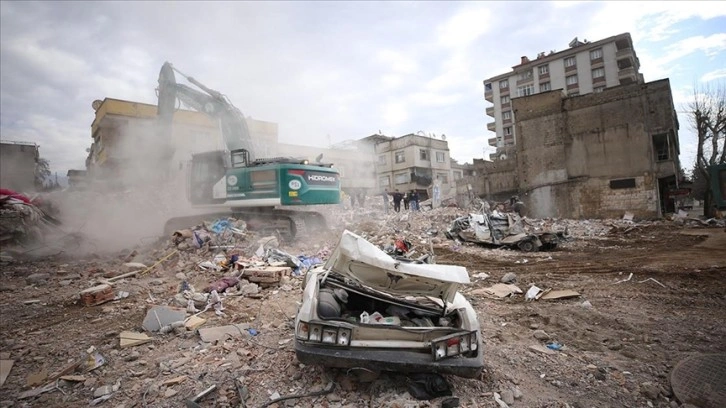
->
(297, 321, 352, 347)
(337, 328, 351, 346)
(309, 324, 322, 342)
(322, 328, 337, 344)
(431, 331, 478, 361)
(296, 322, 309, 340)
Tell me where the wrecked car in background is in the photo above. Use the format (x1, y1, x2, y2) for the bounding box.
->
(294, 230, 483, 378)
(446, 212, 564, 252)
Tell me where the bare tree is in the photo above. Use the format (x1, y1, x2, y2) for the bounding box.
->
(34, 157, 51, 189)
(688, 81, 725, 213)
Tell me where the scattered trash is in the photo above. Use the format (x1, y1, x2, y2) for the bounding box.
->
(622, 212, 634, 221)
(614, 272, 634, 284)
(546, 342, 563, 351)
(581, 300, 593, 309)
(86, 351, 106, 372)
(26, 370, 48, 387)
(638, 278, 666, 288)
(184, 385, 217, 407)
(479, 283, 523, 298)
(528, 344, 557, 355)
(184, 315, 207, 331)
(493, 392, 510, 408)
(206, 277, 239, 293)
(406, 373, 452, 400)
(525, 285, 543, 301)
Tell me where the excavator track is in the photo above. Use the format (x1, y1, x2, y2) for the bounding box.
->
(162, 208, 328, 242)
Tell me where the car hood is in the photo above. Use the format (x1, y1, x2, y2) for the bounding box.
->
(323, 230, 470, 304)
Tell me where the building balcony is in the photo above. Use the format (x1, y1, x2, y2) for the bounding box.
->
(619, 66, 637, 82)
(485, 106, 495, 117)
(616, 47, 633, 59)
(488, 137, 498, 147)
(487, 122, 496, 132)
(484, 86, 493, 102)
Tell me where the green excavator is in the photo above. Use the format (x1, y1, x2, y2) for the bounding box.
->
(156, 62, 340, 239)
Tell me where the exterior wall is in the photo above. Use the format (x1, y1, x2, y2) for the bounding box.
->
(512, 79, 679, 219)
(0, 141, 39, 192)
(484, 33, 643, 160)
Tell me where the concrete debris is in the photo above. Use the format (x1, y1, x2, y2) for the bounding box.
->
(141, 306, 186, 333)
(539, 289, 580, 300)
(500, 272, 517, 283)
(198, 323, 251, 343)
(119, 331, 151, 348)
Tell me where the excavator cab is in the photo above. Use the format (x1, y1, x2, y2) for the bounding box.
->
(188, 151, 227, 205)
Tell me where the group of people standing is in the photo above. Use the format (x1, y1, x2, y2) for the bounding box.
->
(382, 189, 419, 213)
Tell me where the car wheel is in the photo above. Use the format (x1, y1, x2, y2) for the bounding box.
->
(518, 239, 536, 252)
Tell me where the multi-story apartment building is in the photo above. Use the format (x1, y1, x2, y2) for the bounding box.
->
(483, 33, 644, 160)
(366, 133, 453, 199)
(0, 140, 40, 192)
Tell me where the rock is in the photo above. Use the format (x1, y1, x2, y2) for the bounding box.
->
(500, 389, 515, 405)
(93, 385, 114, 398)
(607, 342, 623, 351)
(640, 381, 660, 400)
(500, 272, 517, 283)
(327, 393, 342, 402)
(164, 388, 178, 398)
(533, 330, 550, 341)
(240, 283, 260, 296)
(512, 386, 523, 399)
(125, 351, 141, 362)
(26, 273, 50, 286)
(581, 300, 593, 309)
(175, 272, 186, 280)
(270, 391, 281, 400)
(59, 280, 72, 287)
(141, 306, 185, 332)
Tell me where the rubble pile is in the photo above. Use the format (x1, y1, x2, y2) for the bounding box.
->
(0, 189, 58, 247)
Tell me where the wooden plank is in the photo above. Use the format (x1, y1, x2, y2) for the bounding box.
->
(120, 331, 151, 348)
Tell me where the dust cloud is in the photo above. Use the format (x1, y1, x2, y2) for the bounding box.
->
(44, 119, 217, 256)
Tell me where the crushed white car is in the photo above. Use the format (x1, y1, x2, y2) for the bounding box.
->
(294, 230, 483, 378)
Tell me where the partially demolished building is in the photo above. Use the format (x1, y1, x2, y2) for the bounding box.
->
(466, 79, 681, 219)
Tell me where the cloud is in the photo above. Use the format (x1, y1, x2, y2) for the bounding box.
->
(436, 6, 492, 49)
(701, 68, 726, 83)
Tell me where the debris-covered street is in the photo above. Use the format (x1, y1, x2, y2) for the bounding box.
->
(1, 198, 724, 408)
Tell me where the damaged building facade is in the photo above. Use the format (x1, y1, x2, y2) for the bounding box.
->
(0, 140, 40, 192)
(465, 79, 681, 219)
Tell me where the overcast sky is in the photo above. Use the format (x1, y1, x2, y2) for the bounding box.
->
(1, 1, 725, 176)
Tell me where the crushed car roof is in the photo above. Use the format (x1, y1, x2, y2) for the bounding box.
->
(323, 230, 470, 304)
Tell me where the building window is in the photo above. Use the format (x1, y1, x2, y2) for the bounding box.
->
(540, 82, 551, 91)
(436, 151, 445, 163)
(504, 126, 512, 136)
(437, 173, 449, 184)
(378, 155, 386, 165)
(566, 75, 578, 85)
(592, 67, 605, 78)
(453, 171, 462, 180)
(502, 111, 512, 121)
(594, 86, 605, 93)
(379, 175, 390, 187)
(394, 172, 410, 185)
(501, 95, 510, 104)
(419, 149, 430, 161)
(499, 80, 509, 89)
(564, 56, 576, 67)
(484, 83, 492, 91)
(652, 133, 670, 161)
(610, 178, 636, 189)
(538, 65, 549, 75)
(516, 84, 534, 97)
(518, 70, 533, 81)
(590, 48, 603, 60)
(395, 151, 405, 163)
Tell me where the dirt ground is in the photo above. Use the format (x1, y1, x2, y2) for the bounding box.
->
(0, 212, 725, 408)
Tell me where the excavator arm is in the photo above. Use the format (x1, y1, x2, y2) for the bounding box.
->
(156, 61, 255, 160)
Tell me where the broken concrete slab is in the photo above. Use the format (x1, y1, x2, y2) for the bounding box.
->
(120, 331, 152, 348)
(26, 369, 48, 387)
(540, 289, 580, 300)
(142, 306, 186, 333)
(242, 266, 292, 285)
(198, 323, 251, 343)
